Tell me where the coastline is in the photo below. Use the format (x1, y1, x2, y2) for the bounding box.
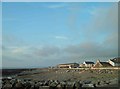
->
(1, 68, 119, 88)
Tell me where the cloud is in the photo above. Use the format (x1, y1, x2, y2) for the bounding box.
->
(10, 47, 29, 54)
(64, 4, 118, 58)
(2, 38, 117, 68)
(33, 46, 60, 57)
(2, 45, 61, 60)
(2, 45, 62, 68)
(55, 36, 68, 40)
(83, 4, 118, 39)
(64, 41, 117, 58)
(66, 4, 118, 43)
(65, 4, 118, 59)
(3, 33, 28, 48)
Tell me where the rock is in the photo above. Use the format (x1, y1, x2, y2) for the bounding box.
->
(56, 84, 62, 89)
(14, 82, 24, 89)
(2, 83, 12, 89)
(83, 80, 91, 84)
(66, 82, 75, 89)
(34, 82, 41, 89)
(49, 81, 58, 88)
(97, 81, 100, 85)
(82, 84, 94, 87)
(24, 82, 32, 89)
(29, 85, 35, 89)
(60, 81, 66, 89)
(105, 81, 110, 85)
(38, 82, 44, 86)
(29, 81, 35, 86)
(39, 86, 49, 89)
(74, 81, 82, 89)
(43, 81, 49, 86)
(66, 70, 70, 72)
(10, 79, 16, 85)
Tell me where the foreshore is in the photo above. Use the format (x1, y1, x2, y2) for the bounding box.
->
(1, 68, 120, 89)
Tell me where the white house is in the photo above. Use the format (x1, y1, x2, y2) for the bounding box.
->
(82, 61, 94, 68)
(108, 58, 120, 67)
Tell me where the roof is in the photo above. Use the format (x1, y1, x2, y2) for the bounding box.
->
(110, 58, 120, 63)
(58, 63, 79, 65)
(94, 61, 112, 68)
(100, 62, 112, 66)
(84, 61, 94, 64)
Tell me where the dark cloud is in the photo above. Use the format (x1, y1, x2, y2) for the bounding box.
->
(63, 4, 118, 60)
(3, 33, 28, 47)
(82, 4, 118, 42)
(64, 41, 117, 58)
(33, 46, 60, 57)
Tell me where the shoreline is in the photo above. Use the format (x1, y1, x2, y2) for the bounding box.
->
(1, 68, 119, 88)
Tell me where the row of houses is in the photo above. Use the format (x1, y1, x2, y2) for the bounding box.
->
(57, 58, 120, 68)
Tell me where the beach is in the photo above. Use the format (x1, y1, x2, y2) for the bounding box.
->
(1, 68, 119, 89)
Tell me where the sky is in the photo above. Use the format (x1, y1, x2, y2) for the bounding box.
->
(2, 2, 118, 68)
(1, 0, 119, 2)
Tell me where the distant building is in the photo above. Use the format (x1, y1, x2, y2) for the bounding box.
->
(93, 60, 112, 68)
(57, 63, 79, 68)
(81, 61, 94, 68)
(108, 58, 120, 67)
(79, 63, 85, 68)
